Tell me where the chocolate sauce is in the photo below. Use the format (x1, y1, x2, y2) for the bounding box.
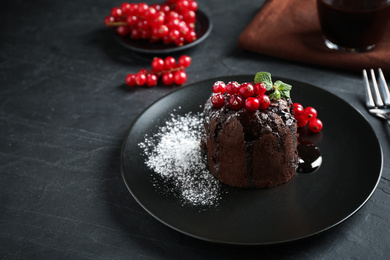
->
(317, 0, 390, 49)
(297, 138, 322, 173)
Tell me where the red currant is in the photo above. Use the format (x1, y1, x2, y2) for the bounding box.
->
(174, 36, 185, 46)
(296, 115, 308, 127)
(212, 81, 226, 94)
(176, 0, 190, 12)
(253, 82, 267, 95)
(152, 4, 161, 11)
(162, 35, 173, 44)
(211, 93, 225, 108)
(245, 97, 260, 111)
(293, 103, 302, 109)
(104, 16, 115, 27)
(308, 118, 323, 133)
(303, 107, 317, 120)
(226, 81, 240, 95)
(167, 18, 180, 29)
(141, 28, 152, 39)
(168, 29, 180, 42)
(162, 72, 174, 85)
(137, 19, 149, 31)
(188, 0, 198, 11)
(152, 24, 169, 39)
(151, 14, 165, 27)
(145, 7, 157, 20)
(182, 10, 196, 24)
(134, 72, 147, 86)
(137, 3, 149, 15)
(138, 68, 148, 74)
(257, 94, 270, 110)
(120, 3, 132, 15)
(173, 71, 187, 85)
(126, 15, 138, 26)
(151, 57, 164, 71)
(178, 21, 189, 34)
(228, 95, 244, 110)
(293, 103, 304, 116)
(238, 83, 255, 98)
(125, 73, 137, 87)
(178, 55, 192, 67)
(146, 73, 158, 87)
(164, 56, 176, 70)
(111, 7, 123, 19)
(129, 3, 139, 14)
(184, 30, 196, 42)
(130, 28, 141, 39)
(116, 25, 130, 36)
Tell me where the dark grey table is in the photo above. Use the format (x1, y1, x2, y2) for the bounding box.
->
(1, 0, 389, 259)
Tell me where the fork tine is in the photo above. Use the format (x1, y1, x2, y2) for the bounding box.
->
(363, 69, 375, 108)
(370, 69, 384, 107)
(378, 68, 390, 106)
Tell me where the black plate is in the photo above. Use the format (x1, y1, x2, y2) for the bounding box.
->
(120, 75, 383, 245)
(115, 10, 212, 54)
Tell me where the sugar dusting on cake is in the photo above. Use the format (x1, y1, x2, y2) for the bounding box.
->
(138, 109, 222, 207)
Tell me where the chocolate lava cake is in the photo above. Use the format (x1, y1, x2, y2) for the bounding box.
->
(202, 73, 299, 188)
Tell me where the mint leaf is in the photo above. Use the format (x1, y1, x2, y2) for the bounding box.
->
(269, 89, 280, 100)
(254, 72, 292, 100)
(274, 80, 291, 99)
(274, 81, 292, 91)
(280, 90, 290, 98)
(254, 72, 273, 91)
(274, 81, 281, 87)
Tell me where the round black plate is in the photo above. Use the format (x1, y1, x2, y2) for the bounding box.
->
(115, 10, 212, 54)
(120, 75, 383, 245)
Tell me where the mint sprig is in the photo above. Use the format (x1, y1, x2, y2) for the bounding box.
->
(274, 80, 292, 98)
(254, 72, 292, 100)
(254, 72, 273, 91)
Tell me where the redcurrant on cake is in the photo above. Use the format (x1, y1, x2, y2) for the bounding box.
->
(202, 72, 299, 188)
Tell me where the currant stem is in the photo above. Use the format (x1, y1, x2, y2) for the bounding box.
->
(106, 21, 127, 27)
(147, 66, 185, 76)
(106, 14, 150, 27)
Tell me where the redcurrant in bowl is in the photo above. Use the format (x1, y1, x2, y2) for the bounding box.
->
(114, 9, 212, 54)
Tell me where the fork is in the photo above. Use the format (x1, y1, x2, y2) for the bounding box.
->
(363, 68, 390, 126)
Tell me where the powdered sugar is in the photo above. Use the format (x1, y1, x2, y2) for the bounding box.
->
(138, 111, 222, 207)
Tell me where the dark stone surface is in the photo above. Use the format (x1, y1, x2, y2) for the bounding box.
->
(1, 0, 389, 259)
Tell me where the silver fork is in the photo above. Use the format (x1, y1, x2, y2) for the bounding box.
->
(363, 68, 390, 126)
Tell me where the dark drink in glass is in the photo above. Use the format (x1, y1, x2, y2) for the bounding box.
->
(317, 0, 390, 52)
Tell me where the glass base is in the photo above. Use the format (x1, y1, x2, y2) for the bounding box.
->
(324, 38, 375, 53)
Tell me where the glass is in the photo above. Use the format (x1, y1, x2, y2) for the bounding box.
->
(317, 0, 390, 52)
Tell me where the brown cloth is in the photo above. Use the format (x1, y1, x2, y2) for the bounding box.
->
(238, 0, 390, 75)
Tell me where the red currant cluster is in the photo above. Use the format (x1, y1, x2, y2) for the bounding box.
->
(293, 103, 323, 133)
(104, 0, 198, 46)
(210, 81, 271, 111)
(126, 55, 191, 87)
